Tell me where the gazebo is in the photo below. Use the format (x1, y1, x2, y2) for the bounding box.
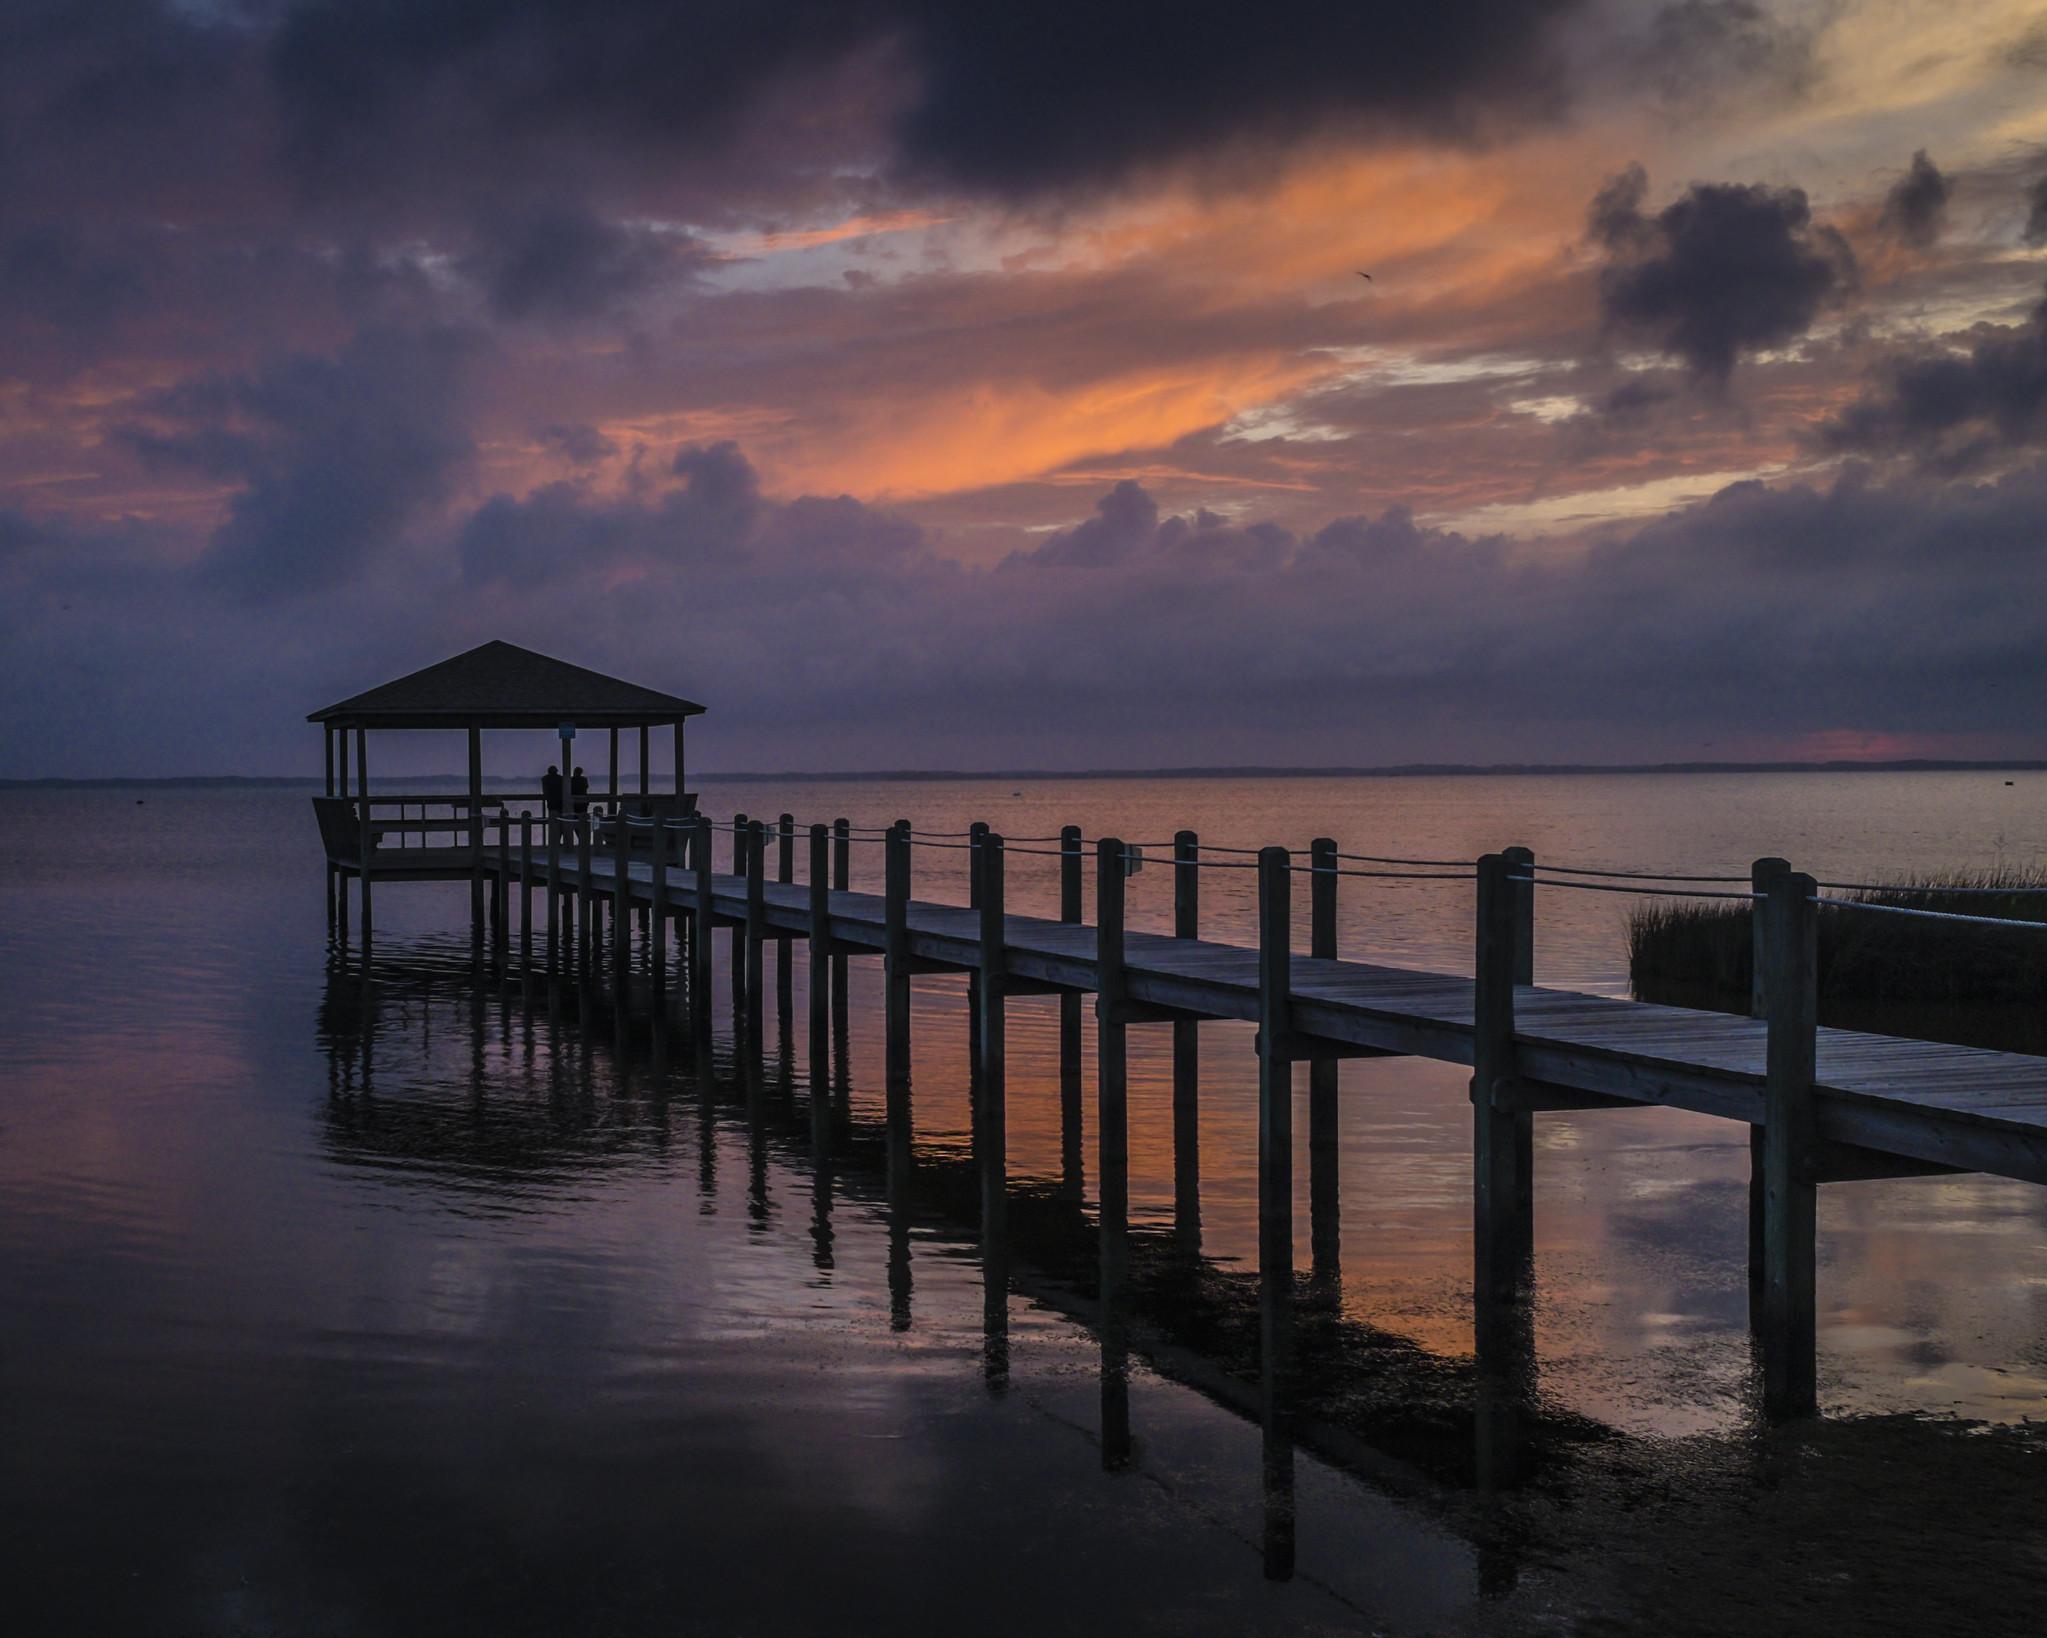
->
(308, 639, 706, 929)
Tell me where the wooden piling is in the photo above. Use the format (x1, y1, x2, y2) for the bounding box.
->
(467, 725, 484, 938)
(355, 725, 372, 936)
(1173, 828, 1202, 1255)
(691, 815, 714, 1051)
(546, 815, 562, 996)
(1761, 869, 1819, 1416)
(1256, 845, 1294, 1579)
(978, 832, 1007, 1242)
(1309, 835, 1339, 1297)
(577, 818, 594, 1030)
(777, 814, 795, 1026)
(1748, 856, 1792, 1307)
(745, 819, 766, 1051)
(831, 817, 850, 1053)
(1472, 852, 1533, 1360)
(612, 812, 630, 1014)
(809, 823, 831, 1148)
(519, 814, 533, 997)
(1060, 823, 1085, 1200)
(883, 820, 912, 1192)
(649, 821, 668, 997)
(1096, 836, 1132, 1470)
(495, 816, 510, 971)
(729, 811, 748, 1013)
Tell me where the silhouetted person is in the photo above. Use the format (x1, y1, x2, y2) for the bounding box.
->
(570, 766, 590, 817)
(541, 764, 564, 817)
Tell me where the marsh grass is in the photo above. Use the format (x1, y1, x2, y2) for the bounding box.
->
(1628, 866, 2047, 1007)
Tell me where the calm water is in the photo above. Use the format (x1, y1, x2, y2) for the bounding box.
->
(4, 773, 2046, 1635)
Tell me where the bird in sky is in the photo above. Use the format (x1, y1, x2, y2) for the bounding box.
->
(1355, 271, 1373, 280)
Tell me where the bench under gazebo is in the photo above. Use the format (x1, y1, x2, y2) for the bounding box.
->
(309, 639, 706, 930)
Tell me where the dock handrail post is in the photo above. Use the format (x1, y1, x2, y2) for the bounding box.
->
(1096, 837, 1132, 1470)
(809, 823, 831, 1144)
(745, 820, 766, 1050)
(1308, 836, 1341, 1299)
(978, 832, 1007, 1243)
(1761, 869, 1819, 1417)
(1256, 845, 1295, 1578)
(778, 814, 795, 1025)
(883, 821, 912, 1187)
(1059, 825, 1085, 1199)
(1747, 856, 1793, 1308)
(1173, 829, 1202, 1255)
(1472, 852, 1534, 1361)
(519, 813, 533, 998)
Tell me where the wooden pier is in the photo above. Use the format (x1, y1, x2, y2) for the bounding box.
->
(307, 643, 2047, 1505)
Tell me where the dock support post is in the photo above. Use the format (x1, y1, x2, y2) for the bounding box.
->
(745, 820, 766, 1056)
(519, 815, 533, 999)
(495, 817, 510, 974)
(577, 819, 594, 1032)
(1257, 846, 1295, 1579)
(978, 833, 1008, 1241)
(650, 823, 668, 999)
(691, 817, 714, 1055)
(468, 726, 484, 942)
(809, 824, 831, 1150)
(1748, 856, 1792, 1312)
(1472, 850, 1535, 1357)
(1761, 869, 1819, 1417)
(1096, 838, 1132, 1471)
(1309, 835, 1339, 1301)
(967, 820, 988, 1109)
(831, 818, 850, 1070)
(1173, 829, 1202, 1257)
(546, 817, 562, 1008)
(884, 821, 913, 1196)
(777, 814, 794, 1031)
(729, 813, 748, 1023)
(612, 814, 631, 1020)
(979, 832, 1010, 1393)
(1060, 824, 1085, 1201)
(355, 726, 372, 940)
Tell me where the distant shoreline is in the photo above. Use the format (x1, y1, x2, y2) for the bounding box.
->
(7, 759, 2044, 790)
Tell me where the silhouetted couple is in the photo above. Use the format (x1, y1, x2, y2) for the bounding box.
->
(541, 764, 589, 818)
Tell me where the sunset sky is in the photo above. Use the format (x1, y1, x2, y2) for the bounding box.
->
(5, 0, 2047, 774)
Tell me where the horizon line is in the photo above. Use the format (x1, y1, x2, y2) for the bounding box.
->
(6, 758, 2046, 789)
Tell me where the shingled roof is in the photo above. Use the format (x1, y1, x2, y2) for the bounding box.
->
(307, 640, 706, 729)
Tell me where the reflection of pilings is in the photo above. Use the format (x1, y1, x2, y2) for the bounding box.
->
(1173, 829, 1201, 1258)
(1257, 846, 1295, 1580)
(1309, 835, 1341, 1303)
(1060, 825, 1085, 1204)
(887, 1192, 913, 1332)
(1096, 837, 1133, 1471)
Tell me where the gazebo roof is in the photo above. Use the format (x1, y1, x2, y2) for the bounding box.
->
(307, 640, 706, 730)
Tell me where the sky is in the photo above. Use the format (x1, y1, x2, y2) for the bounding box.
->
(4, 0, 2047, 776)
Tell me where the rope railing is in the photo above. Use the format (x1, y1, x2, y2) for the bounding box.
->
(1505, 873, 1761, 902)
(1813, 897, 2047, 930)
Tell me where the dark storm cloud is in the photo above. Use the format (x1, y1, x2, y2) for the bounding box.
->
(1819, 284, 2047, 469)
(1589, 164, 1856, 385)
(266, 0, 1587, 201)
(120, 327, 479, 601)
(1880, 151, 1950, 249)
